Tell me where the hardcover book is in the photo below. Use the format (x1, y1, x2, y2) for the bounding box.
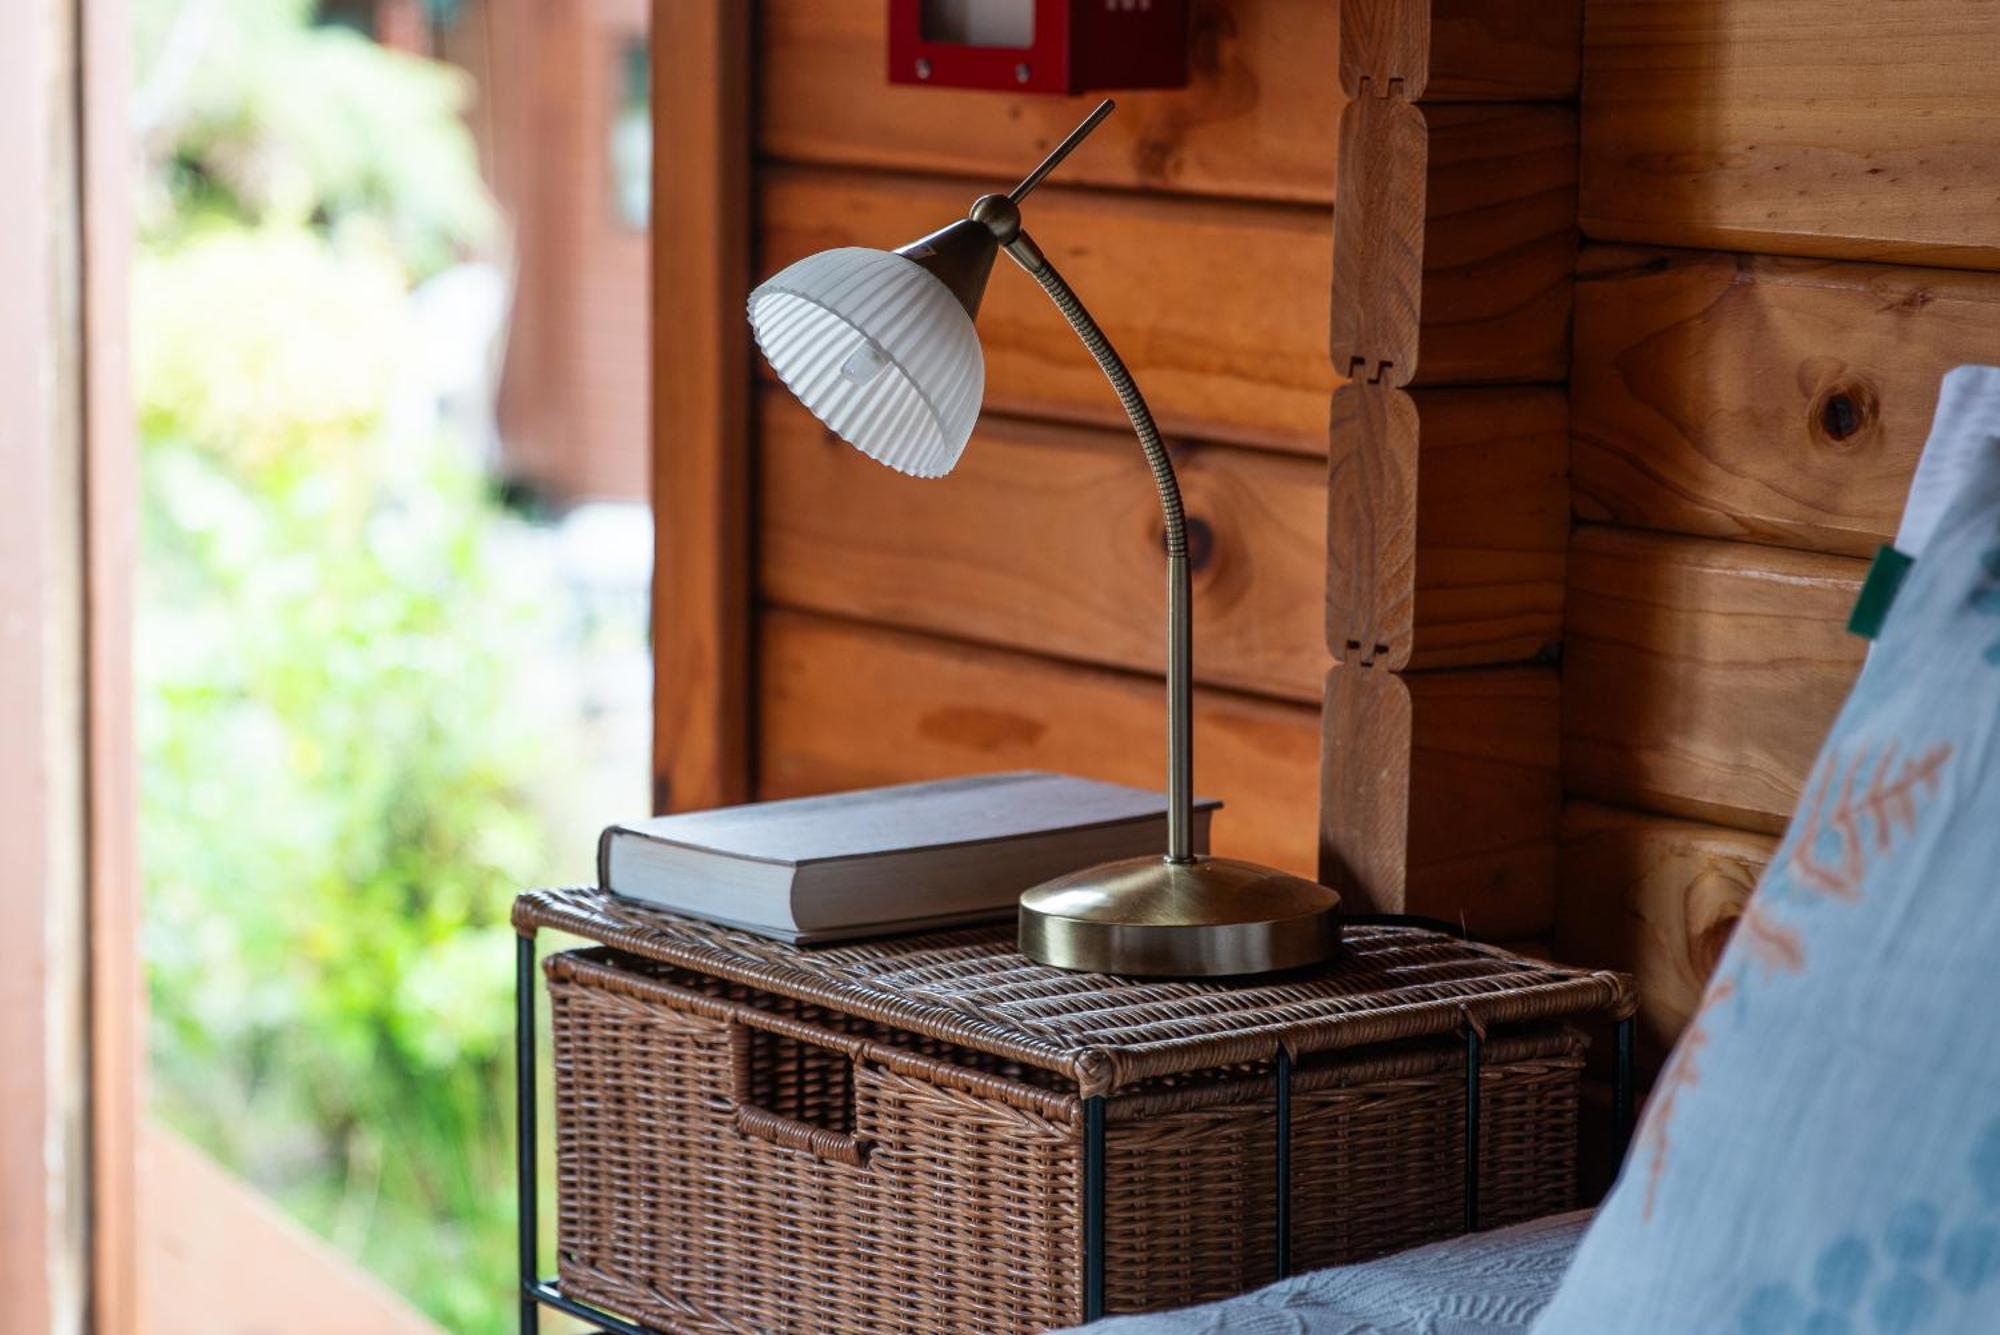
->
(598, 770, 1218, 942)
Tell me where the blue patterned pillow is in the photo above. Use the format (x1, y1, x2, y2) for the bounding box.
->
(1536, 366, 2000, 1335)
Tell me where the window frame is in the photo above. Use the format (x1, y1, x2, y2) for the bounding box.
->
(0, 0, 139, 1332)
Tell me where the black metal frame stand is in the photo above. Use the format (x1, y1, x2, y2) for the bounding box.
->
(516, 930, 1639, 1332)
(518, 934, 668, 1335)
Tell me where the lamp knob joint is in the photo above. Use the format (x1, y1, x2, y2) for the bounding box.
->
(970, 194, 1022, 245)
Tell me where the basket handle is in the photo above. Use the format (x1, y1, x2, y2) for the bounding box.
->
(730, 1103, 871, 1169)
(725, 1021, 873, 1170)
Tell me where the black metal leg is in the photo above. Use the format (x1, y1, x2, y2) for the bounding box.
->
(1084, 1095, 1106, 1321)
(517, 932, 541, 1335)
(1463, 1026, 1482, 1235)
(1274, 1048, 1292, 1281)
(524, 1279, 658, 1335)
(1613, 1015, 1636, 1149)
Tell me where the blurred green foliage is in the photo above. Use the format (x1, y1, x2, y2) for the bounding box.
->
(135, 2, 548, 1330)
(135, 0, 495, 271)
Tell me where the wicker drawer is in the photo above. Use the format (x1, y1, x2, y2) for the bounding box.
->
(545, 945, 1585, 1333)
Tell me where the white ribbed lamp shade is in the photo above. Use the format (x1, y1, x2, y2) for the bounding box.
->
(748, 247, 985, 478)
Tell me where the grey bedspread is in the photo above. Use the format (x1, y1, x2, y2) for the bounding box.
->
(1056, 1210, 1592, 1335)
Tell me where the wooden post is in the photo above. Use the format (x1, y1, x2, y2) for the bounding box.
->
(1319, 0, 1581, 937)
(650, 0, 754, 813)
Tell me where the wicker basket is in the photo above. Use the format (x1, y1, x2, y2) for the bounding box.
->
(520, 889, 1631, 1334)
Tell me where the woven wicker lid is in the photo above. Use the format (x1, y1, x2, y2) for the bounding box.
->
(515, 887, 1634, 1097)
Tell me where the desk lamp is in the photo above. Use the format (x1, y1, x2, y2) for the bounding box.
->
(747, 100, 1341, 976)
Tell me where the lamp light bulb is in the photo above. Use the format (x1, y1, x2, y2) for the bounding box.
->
(840, 340, 892, 387)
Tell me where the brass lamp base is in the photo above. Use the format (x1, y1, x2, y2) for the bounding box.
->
(1018, 855, 1342, 977)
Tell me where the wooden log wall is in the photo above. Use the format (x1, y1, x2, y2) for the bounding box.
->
(658, 4, 1997, 1033)
(1318, 0, 1583, 940)
(743, 0, 1350, 875)
(1552, 0, 2000, 1059)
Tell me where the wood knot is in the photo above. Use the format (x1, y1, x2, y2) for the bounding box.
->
(1693, 907, 1743, 982)
(1808, 380, 1879, 447)
(1175, 515, 1215, 572)
(1686, 866, 1754, 982)
(1822, 393, 1862, 440)
(1188, 1, 1235, 73)
(1131, 134, 1180, 184)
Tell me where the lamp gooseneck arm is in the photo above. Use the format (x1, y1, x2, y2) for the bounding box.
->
(1004, 232, 1196, 864)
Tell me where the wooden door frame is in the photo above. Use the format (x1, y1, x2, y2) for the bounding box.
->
(650, 0, 755, 815)
(1, 0, 139, 1331)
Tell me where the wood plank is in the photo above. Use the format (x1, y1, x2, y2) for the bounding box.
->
(1331, 102, 1578, 387)
(1411, 389, 1568, 669)
(759, 393, 1326, 703)
(1556, 802, 1775, 1056)
(1405, 668, 1561, 937)
(1320, 665, 1559, 939)
(757, 0, 1584, 212)
(1340, 0, 1583, 103)
(1573, 245, 2000, 558)
(759, 611, 1322, 877)
(145, 1123, 445, 1335)
(1330, 94, 1425, 387)
(757, 0, 1341, 205)
(1562, 527, 1865, 833)
(1319, 665, 1413, 915)
(1327, 384, 1417, 665)
(758, 166, 1336, 455)
(1581, 0, 2000, 269)
(1327, 385, 1566, 671)
(652, 1, 753, 813)
(1419, 104, 1578, 385)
